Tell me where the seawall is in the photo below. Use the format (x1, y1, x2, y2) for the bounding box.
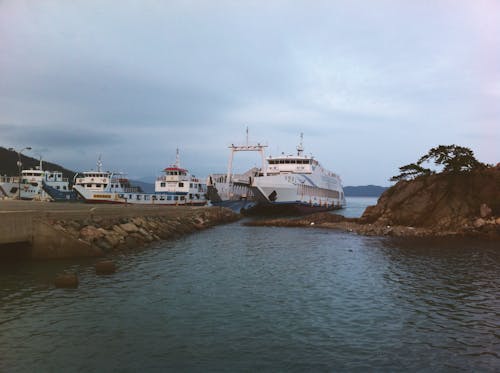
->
(0, 201, 239, 259)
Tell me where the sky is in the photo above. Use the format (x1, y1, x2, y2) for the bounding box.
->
(1, 0, 498, 186)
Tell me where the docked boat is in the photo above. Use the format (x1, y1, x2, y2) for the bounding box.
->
(0, 175, 20, 198)
(244, 134, 346, 215)
(19, 158, 73, 201)
(73, 153, 207, 206)
(206, 131, 265, 212)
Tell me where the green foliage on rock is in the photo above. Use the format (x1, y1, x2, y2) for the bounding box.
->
(391, 145, 486, 182)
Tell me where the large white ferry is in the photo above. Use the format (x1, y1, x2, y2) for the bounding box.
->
(245, 134, 346, 215)
(73, 153, 207, 206)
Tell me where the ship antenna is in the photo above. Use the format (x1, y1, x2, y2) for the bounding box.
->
(246, 126, 249, 146)
(97, 154, 102, 172)
(297, 133, 304, 156)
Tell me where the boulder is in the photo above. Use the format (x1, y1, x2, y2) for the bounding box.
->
(95, 260, 116, 275)
(473, 218, 486, 228)
(120, 222, 139, 233)
(79, 225, 105, 242)
(480, 203, 493, 218)
(55, 273, 79, 288)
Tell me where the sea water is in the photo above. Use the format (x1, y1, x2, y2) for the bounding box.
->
(0, 197, 498, 372)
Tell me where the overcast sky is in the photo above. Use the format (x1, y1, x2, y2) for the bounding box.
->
(1, 0, 498, 185)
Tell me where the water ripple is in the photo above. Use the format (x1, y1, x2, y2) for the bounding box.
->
(1, 222, 499, 372)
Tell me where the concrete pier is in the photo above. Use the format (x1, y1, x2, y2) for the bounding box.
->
(0, 200, 238, 259)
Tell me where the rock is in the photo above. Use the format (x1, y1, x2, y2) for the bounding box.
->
(95, 260, 116, 275)
(95, 239, 112, 252)
(112, 224, 127, 236)
(120, 222, 139, 233)
(480, 203, 493, 218)
(473, 218, 486, 228)
(55, 273, 79, 288)
(131, 217, 146, 227)
(79, 225, 105, 242)
(104, 232, 122, 248)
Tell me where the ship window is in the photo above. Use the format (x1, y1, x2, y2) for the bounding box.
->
(179, 182, 184, 187)
(160, 196, 165, 200)
(87, 184, 92, 187)
(180, 196, 185, 200)
(161, 182, 166, 187)
(167, 196, 172, 200)
(63, 186, 67, 190)
(285, 160, 291, 164)
(56, 186, 60, 190)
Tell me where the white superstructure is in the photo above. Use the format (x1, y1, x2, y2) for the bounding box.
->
(248, 134, 346, 214)
(73, 153, 207, 205)
(20, 168, 70, 200)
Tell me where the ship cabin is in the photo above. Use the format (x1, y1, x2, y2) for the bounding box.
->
(21, 169, 69, 190)
(155, 167, 205, 195)
(75, 171, 112, 191)
(265, 156, 318, 175)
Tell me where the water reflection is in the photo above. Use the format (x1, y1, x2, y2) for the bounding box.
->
(0, 221, 498, 372)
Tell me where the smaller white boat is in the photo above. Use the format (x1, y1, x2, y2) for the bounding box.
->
(20, 168, 71, 201)
(0, 175, 20, 198)
(73, 152, 207, 206)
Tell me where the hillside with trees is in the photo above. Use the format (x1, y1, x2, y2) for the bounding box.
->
(0, 147, 76, 180)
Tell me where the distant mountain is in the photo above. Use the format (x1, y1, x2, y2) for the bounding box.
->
(133, 180, 155, 193)
(0, 147, 77, 180)
(344, 185, 388, 197)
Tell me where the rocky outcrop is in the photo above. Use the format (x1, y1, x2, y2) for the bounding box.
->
(359, 167, 499, 238)
(38, 207, 239, 258)
(246, 167, 500, 239)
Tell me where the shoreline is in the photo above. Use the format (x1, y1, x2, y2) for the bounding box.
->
(244, 212, 500, 240)
(0, 201, 240, 259)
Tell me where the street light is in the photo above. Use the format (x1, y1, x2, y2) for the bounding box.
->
(8, 146, 32, 199)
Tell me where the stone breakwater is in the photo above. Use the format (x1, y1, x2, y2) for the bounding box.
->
(47, 207, 239, 257)
(0, 202, 239, 259)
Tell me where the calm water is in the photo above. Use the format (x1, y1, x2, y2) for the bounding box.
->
(1, 197, 499, 372)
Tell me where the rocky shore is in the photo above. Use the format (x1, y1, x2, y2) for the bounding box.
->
(40, 206, 239, 258)
(246, 167, 500, 240)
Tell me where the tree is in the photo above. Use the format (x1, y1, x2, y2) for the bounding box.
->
(390, 145, 486, 182)
(390, 163, 433, 182)
(418, 145, 485, 173)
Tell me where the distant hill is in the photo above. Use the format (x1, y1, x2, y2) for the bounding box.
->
(0, 147, 77, 180)
(344, 185, 388, 197)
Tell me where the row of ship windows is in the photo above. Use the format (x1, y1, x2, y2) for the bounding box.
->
(298, 184, 341, 199)
(268, 159, 312, 165)
(121, 194, 186, 201)
(159, 182, 201, 188)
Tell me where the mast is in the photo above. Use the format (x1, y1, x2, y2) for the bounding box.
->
(97, 155, 103, 172)
(297, 133, 304, 156)
(175, 148, 180, 168)
(226, 128, 268, 182)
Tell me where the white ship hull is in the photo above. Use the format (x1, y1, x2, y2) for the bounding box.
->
(73, 185, 207, 206)
(249, 173, 345, 215)
(243, 135, 346, 215)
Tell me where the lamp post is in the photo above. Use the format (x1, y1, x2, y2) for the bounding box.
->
(8, 146, 32, 199)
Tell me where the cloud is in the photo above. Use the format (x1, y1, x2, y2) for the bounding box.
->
(0, 0, 498, 185)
